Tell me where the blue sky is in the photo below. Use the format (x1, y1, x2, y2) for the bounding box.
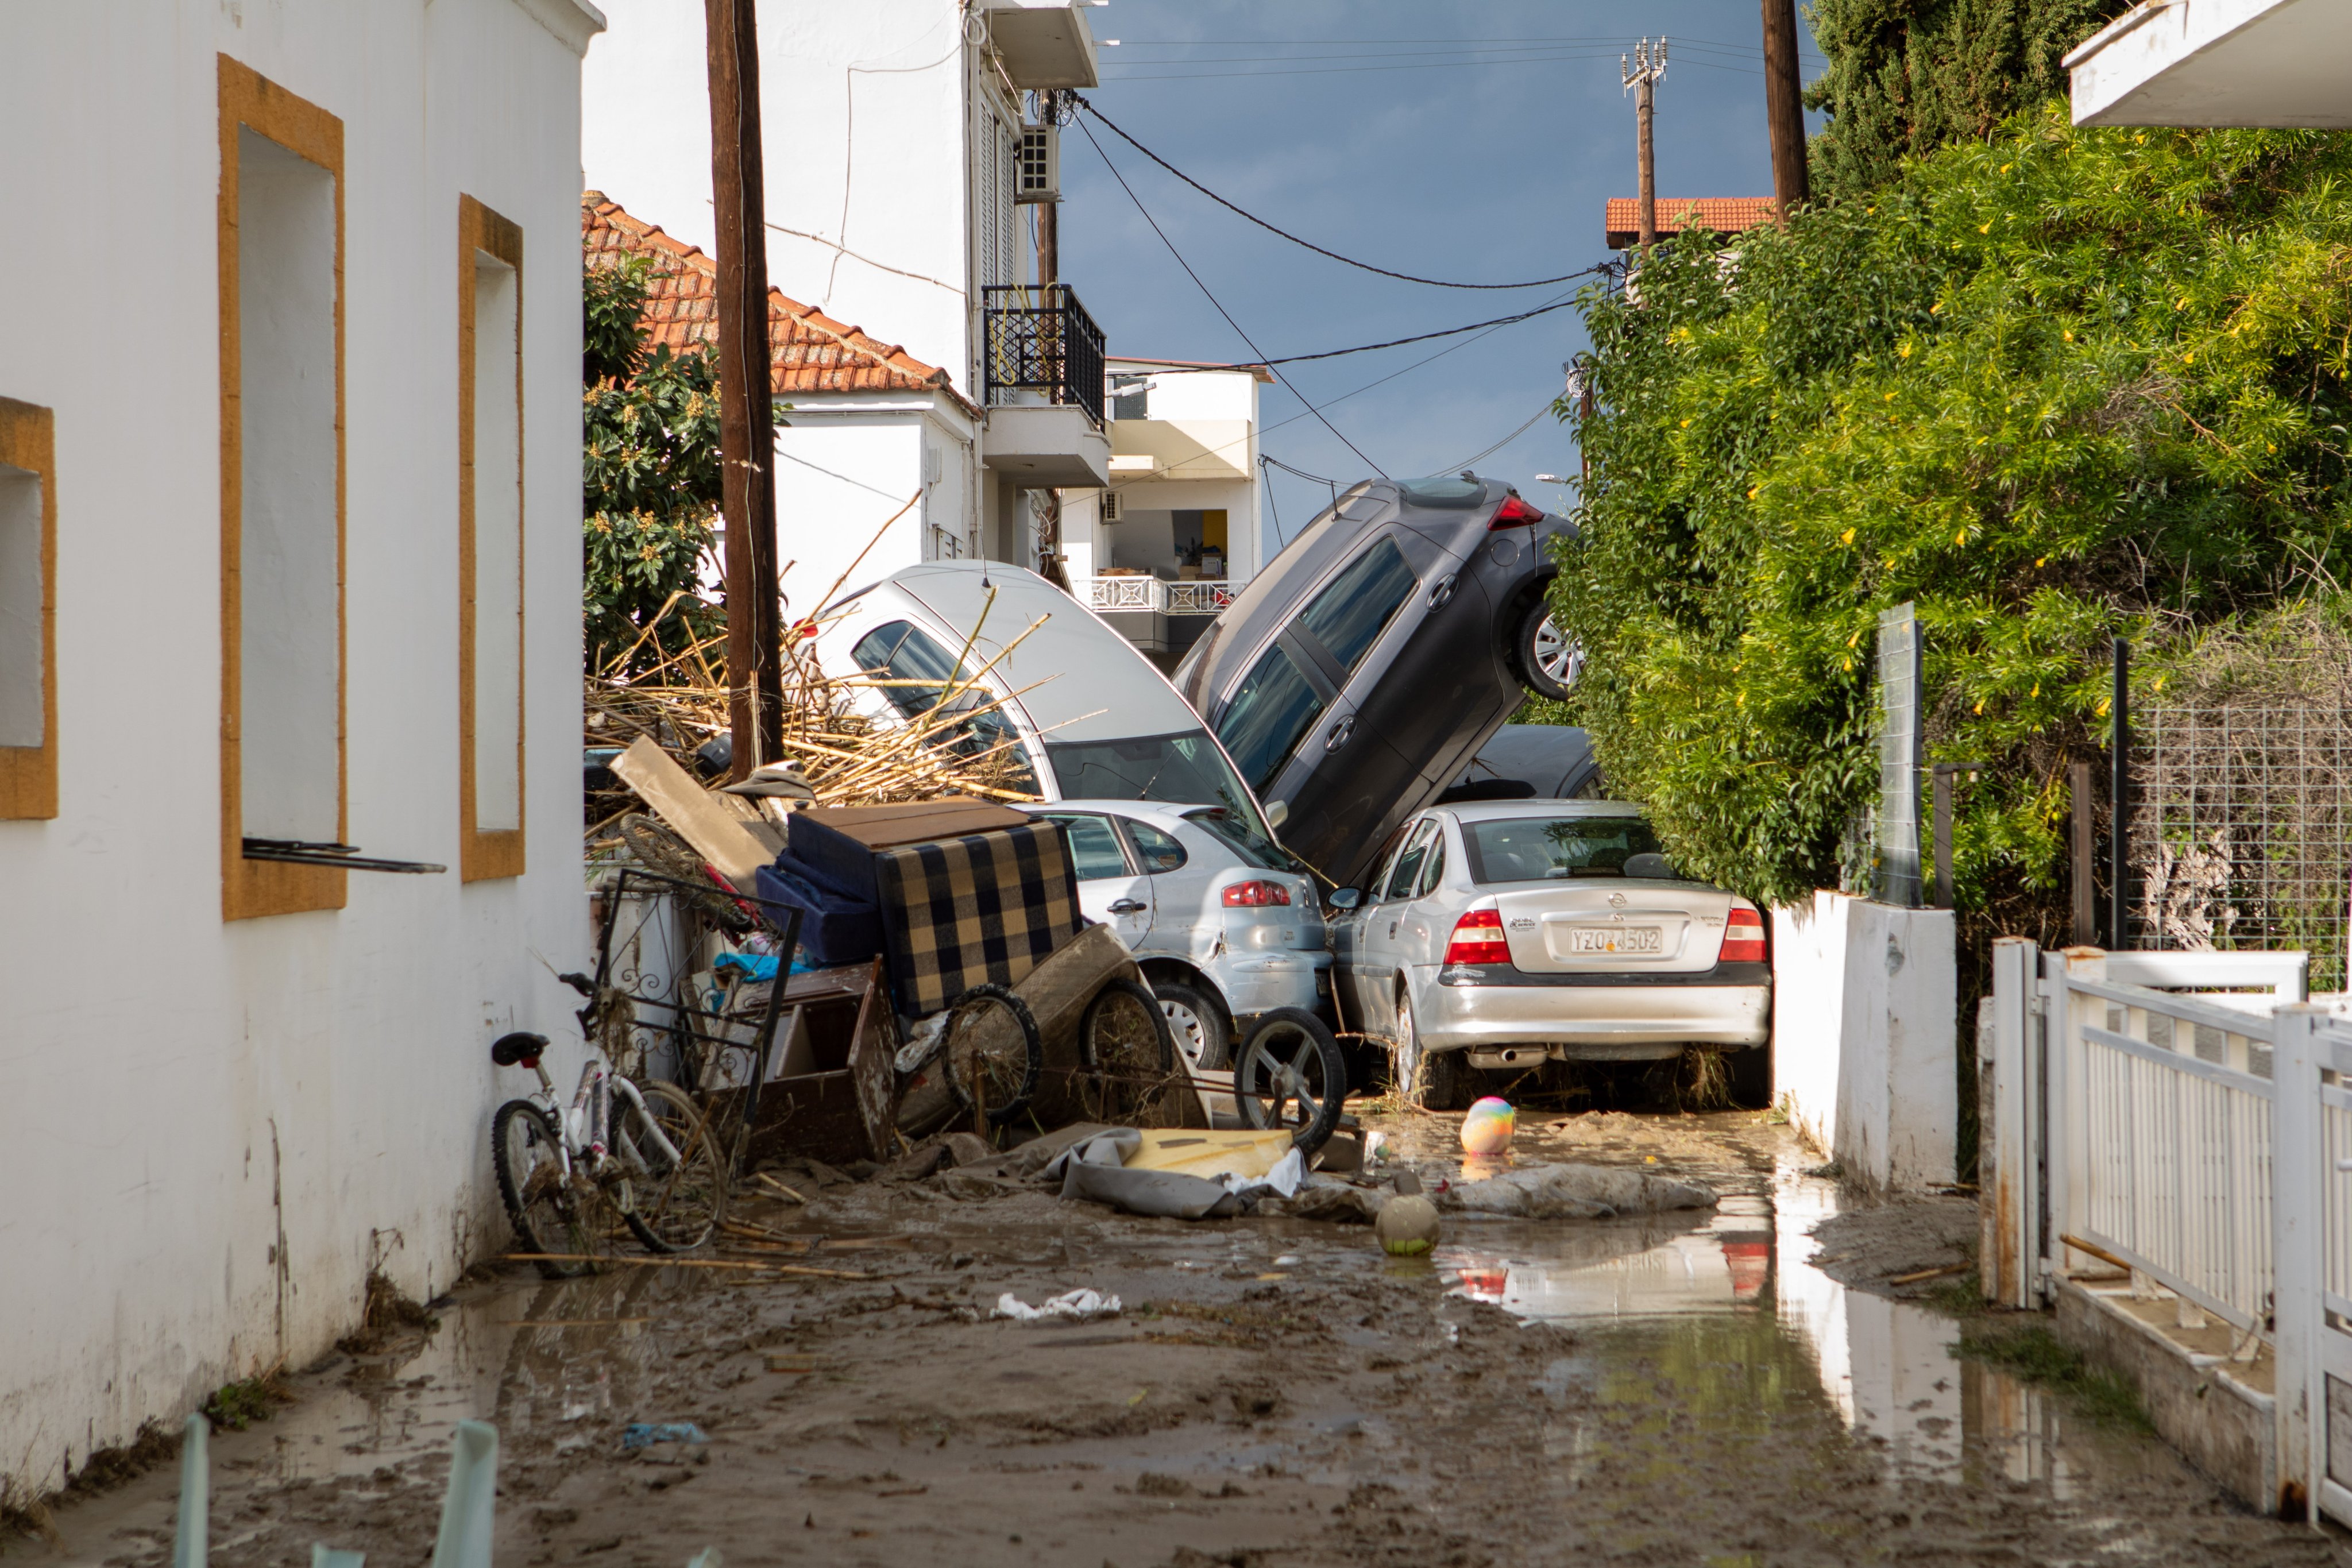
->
(1053, 2, 1828, 540)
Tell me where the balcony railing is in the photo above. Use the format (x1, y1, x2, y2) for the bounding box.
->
(1078, 576, 1236, 617)
(982, 283, 1106, 426)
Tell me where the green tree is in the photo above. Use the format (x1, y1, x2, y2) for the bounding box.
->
(1550, 111, 2352, 925)
(1803, 0, 2130, 201)
(581, 257, 785, 674)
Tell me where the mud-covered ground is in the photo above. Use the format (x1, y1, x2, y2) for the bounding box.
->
(26, 1109, 2349, 1568)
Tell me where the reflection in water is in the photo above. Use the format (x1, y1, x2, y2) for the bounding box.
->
(1440, 1158, 2169, 1497)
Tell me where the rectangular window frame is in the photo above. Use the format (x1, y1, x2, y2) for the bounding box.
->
(218, 55, 346, 921)
(457, 195, 526, 882)
(0, 397, 57, 819)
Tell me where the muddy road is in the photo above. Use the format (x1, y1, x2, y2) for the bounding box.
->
(30, 1111, 2348, 1568)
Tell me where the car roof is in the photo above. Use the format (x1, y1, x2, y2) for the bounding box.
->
(1435, 798, 1650, 824)
(851, 562, 1206, 746)
(1017, 798, 1195, 829)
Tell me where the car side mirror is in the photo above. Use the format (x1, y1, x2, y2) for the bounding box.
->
(1327, 887, 1361, 911)
(1264, 798, 1289, 831)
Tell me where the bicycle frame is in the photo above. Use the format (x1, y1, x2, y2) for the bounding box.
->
(509, 1052, 682, 1182)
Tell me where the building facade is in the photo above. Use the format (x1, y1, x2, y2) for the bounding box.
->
(0, 0, 602, 1504)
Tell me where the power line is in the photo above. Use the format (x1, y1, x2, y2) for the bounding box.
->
(1078, 118, 1388, 478)
(1103, 55, 1774, 83)
(1258, 297, 1586, 366)
(1077, 96, 1600, 290)
(1442, 400, 1562, 474)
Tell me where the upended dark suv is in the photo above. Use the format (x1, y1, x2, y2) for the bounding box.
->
(1172, 474, 1576, 891)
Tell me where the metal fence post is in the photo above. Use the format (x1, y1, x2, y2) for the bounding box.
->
(2111, 638, 2131, 948)
(2052, 946, 2107, 1279)
(2271, 1006, 2323, 1521)
(1987, 937, 2040, 1307)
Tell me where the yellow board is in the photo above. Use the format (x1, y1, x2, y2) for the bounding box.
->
(1123, 1127, 1293, 1180)
(1200, 509, 1227, 550)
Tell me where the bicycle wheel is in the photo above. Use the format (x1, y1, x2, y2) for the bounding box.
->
(617, 814, 754, 932)
(941, 983, 1043, 1128)
(492, 1100, 610, 1279)
(1233, 1007, 1348, 1153)
(613, 1081, 727, 1253)
(1078, 979, 1177, 1121)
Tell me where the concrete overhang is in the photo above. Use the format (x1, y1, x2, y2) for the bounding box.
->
(2067, 0, 2352, 126)
(1106, 418, 1250, 482)
(982, 404, 1110, 487)
(982, 0, 1101, 90)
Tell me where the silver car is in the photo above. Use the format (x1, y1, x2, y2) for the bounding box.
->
(1016, 800, 1329, 1069)
(1326, 800, 1770, 1107)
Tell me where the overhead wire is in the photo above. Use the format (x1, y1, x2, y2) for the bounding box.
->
(1440, 400, 1562, 474)
(1077, 96, 1600, 291)
(1077, 116, 1388, 477)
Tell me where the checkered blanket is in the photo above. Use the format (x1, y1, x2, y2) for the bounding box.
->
(874, 822, 1082, 1017)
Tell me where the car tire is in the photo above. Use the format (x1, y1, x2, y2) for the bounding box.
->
(1513, 599, 1577, 701)
(1152, 980, 1232, 1071)
(1397, 992, 1470, 1112)
(1727, 1043, 1772, 1110)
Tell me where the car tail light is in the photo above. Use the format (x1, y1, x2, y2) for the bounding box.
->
(1444, 906, 1513, 965)
(1721, 903, 1767, 963)
(1488, 494, 1543, 529)
(1222, 880, 1292, 907)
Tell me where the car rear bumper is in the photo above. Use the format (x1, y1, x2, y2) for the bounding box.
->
(1214, 951, 1331, 1022)
(1409, 965, 1770, 1052)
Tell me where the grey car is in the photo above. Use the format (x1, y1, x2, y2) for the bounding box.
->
(1326, 800, 1771, 1109)
(1172, 474, 1576, 892)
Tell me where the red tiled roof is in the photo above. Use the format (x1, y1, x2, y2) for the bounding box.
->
(582, 191, 972, 411)
(1604, 197, 1781, 250)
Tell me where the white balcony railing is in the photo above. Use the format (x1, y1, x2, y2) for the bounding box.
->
(1077, 576, 1236, 616)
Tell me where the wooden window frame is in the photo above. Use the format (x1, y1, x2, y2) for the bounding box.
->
(457, 196, 526, 882)
(218, 55, 346, 921)
(0, 397, 57, 820)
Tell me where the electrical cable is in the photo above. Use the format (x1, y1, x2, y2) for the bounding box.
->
(1077, 96, 1605, 290)
(1104, 55, 1772, 83)
(1256, 298, 1586, 366)
(1440, 400, 1562, 474)
(1079, 117, 1388, 477)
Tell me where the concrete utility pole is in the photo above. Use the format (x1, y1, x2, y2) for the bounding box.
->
(1622, 38, 1667, 249)
(705, 0, 785, 776)
(1760, 0, 1810, 222)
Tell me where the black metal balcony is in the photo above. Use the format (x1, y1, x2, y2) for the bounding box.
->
(982, 284, 1106, 427)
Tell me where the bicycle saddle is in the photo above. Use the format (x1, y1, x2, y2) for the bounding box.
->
(489, 1031, 549, 1068)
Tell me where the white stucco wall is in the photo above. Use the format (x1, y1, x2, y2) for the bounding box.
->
(0, 0, 596, 1503)
(584, 0, 981, 391)
(1771, 891, 1958, 1191)
(773, 395, 976, 617)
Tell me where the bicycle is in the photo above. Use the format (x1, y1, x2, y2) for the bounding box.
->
(488, 1029, 727, 1279)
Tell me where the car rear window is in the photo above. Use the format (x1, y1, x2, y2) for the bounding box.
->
(1462, 816, 1666, 883)
(1182, 808, 1303, 873)
(1212, 644, 1326, 792)
(1045, 729, 1272, 843)
(1398, 476, 1487, 509)
(1297, 538, 1415, 673)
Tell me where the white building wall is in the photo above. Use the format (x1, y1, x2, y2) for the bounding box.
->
(0, 0, 597, 1503)
(773, 397, 978, 618)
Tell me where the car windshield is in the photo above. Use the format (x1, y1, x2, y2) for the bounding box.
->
(1183, 807, 1304, 873)
(1045, 730, 1273, 841)
(1462, 816, 1665, 883)
(1297, 536, 1416, 673)
(850, 619, 1037, 791)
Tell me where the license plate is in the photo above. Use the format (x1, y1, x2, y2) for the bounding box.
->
(1562, 925, 1661, 955)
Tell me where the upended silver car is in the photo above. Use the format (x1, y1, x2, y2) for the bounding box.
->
(1326, 800, 1770, 1108)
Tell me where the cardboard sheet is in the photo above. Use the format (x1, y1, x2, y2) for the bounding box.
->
(610, 736, 774, 891)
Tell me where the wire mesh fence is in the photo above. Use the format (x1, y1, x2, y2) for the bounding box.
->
(2127, 698, 2352, 991)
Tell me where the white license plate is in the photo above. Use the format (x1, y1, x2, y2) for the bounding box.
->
(1562, 925, 1662, 955)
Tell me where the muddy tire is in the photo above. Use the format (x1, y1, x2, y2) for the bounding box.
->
(1396, 994, 1467, 1111)
(613, 1081, 728, 1253)
(1234, 1008, 1347, 1152)
(1152, 980, 1231, 1071)
(492, 1100, 598, 1280)
(941, 983, 1044, 1127)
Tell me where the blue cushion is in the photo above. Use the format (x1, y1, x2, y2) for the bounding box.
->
(752, 855, 884, 968)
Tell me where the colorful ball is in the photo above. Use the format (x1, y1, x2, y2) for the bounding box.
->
(1459, 1096, 1516, 1156)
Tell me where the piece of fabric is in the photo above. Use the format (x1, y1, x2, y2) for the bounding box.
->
(875, 823, 1082, 1016)
(1059, 1161, 1249, 1219)
(1438, 1163, 1717, 1221)
(1122, 1129, 1297, 1182)
(992, 1288, 1121, 1320)
(751, 855, 884, 967)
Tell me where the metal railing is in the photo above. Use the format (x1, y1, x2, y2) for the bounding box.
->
(1076, 576, 1234, 616)
(982, 283, 1105, 426)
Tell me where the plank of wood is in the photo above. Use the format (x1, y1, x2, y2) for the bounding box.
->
(611, 736, 774, 889)
(1887, 1263, 1971, 1287)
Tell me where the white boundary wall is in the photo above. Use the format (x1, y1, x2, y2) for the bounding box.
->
(0, 1, 600, 1505)
(1771, 891, 1957, 1191)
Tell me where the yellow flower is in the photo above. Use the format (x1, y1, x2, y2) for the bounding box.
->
(1973, 700, 1984, 715)
(1885, 391, 1898, 401)
(1842, 657, 1853, 672)
(2096, 697, 2111, 717)
(1899, 343, 1913, 359)
(2030, 682, 2040, 698)
(1736, 693, 1745, 707)
(1748, 486, 1759, 500)
(1680, 418, 1692, 428)
(2135, 133, 2146, 144)
(1840, 528, 1856, 546)
(2153, 675, 2166, 693)
(2000, 163, 2011, 175)
(2184, 352, 2194, 364)
(1954, 530, 1966, 546)
(1979, 222, 1992, 234)
(2035, 556, 2046, 567)
(2062, 329, 2073, 342)
(1930, 300, 1944, 315)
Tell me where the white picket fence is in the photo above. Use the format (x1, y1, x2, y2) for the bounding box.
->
(1984, 939, 2352, 1525)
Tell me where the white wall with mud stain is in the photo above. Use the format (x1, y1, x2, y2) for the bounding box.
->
(0, 0, 603, 1509)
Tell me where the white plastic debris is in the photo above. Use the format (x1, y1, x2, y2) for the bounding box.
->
(992, 1288, 1122, 1321)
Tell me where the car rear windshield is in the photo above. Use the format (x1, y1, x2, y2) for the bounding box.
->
(1297, 536, 1416, 673)
(1213, 643, 1326, 791)
(1398, 476, 1488, 509)
(1182, 807, 1304, 873)
(1461, 816, 1665, 883)
(1046, 729, 1273, 841)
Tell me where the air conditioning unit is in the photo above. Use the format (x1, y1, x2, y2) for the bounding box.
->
(1098, 489, 1122, 523)
(1015, 122, 1059, 204)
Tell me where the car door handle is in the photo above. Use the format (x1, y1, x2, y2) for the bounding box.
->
(1387, 921, 1399, 938)
(1429, 573, 1456, 610)
(1109, 898, 1146, 914)
(1324, 716, 1355, 752)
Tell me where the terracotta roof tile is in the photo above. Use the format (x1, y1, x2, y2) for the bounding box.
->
(1604, 196, 1780, 249)
(582, 191, 974, 411)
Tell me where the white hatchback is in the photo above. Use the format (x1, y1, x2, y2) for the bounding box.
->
(1016, 800, 1328, 1069)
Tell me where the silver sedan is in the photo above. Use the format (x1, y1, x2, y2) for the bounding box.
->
(1326, 800, 1770, 1107)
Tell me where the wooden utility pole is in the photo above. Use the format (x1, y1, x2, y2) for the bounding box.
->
(1760, 0, 1810, 222)
(705, 0, 785, 777)
(1622, 38, 1667, 249)
(1036, 200, 1057, 288)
